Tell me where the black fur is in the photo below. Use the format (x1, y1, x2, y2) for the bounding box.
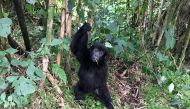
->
(70, 23, 114, 109)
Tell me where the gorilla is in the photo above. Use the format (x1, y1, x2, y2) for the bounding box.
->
(70, 22, 114, 109)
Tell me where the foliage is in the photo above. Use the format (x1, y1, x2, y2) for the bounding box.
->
(0, 48, 45, 108)
(0, 0, 190, 108)
(0, 18, 12, 38)
(51, 64, 67, 84)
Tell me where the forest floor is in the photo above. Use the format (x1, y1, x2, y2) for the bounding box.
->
(29, 57, 147, 109)
(108, 58, 146, 109)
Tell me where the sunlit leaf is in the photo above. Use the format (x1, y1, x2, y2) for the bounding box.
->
(168, 83, 174, 93)
(105, 42, 113, 48)
(158, 76, 167, 85)
(26, 0, 35, 5)
(4, 101, 9, 108)
(8, 95, 13, 102)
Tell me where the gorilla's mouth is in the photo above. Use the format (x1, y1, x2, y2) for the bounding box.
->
(92, 58, 99, 64)
(95, 59, 98, 64)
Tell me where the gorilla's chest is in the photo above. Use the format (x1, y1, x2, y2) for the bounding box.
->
(78, 66, 106, 86)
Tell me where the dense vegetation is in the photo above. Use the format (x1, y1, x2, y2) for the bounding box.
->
(0, 0, 190, 108)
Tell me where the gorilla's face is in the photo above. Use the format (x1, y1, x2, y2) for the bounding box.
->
(91, 48, 104, 63)
(90, 43, 107, 64)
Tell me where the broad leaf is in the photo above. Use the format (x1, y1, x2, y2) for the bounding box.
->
(168, 83, 174, 93)
(158, 76, 167, 85)
(6, 76, 19, 82)
(14, 76, 37, 96)
(68, 0, 76, 11)
(5, 48, 18, 54)
(62, 38, 70, 51)
(0, 57, 9, 67)
(170, 99, 181, 106)
(0, 78, 8, 90)
(0, 92, 6, 102)
(11, 59, 28, 67)
(50, 38, 62, 46)
(0, 18, 12, 38)
(8, 95, 13, 102)
(165, 26, 175, 50)
(26, 0, 36, 5)
(156, 51, 169, 62)
(108, 22, 117, 32)
(12, 93, 28, 107)
(26, 64, 44, 80)
(52, 64, 67, 84)
(105, 42, 113, 48)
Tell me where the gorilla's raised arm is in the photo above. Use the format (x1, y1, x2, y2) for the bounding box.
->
(70, 22, 91, 63)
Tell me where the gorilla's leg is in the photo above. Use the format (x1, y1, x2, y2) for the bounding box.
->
(74, 82, 85, 100)
(95, 85, 114, 109)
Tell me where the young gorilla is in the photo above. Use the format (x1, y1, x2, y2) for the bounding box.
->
(70, 23, 114, 109)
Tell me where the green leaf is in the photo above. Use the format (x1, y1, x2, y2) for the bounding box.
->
(49, 38, 62, 46)
(77, 7, 84, 21)
(52, 64, 67, 84)
(100, 27, 111, 34)
(11, 59, 28, 67)
(0, 18, 12, 38)
(12, 93, 28, 107)
(108, 22, 117, 32)
(14, 76, 37, 96)
(0, 57, 9, 67)
(8, 95, 13, 102)
(168, 83, 174, 93)
(26, 0, 36, 5)
(26, 64, 45, 80)
(114, 45, 123, 55)
(113, 39, 127, 55)
(62, 38, 70, 51)
(6, 76, 19, 82)
(0, 51, 6, 57)
(105, 42, 113, 48)
(158, 76, 167, 85)
(1, 92, 6, 102)
(156, 51, 169, 62)
(0, 77, 8, 90)
(5, 48, 18, 54)
(68, 0, 76, 11)
(4, 101, 9, 108)
(165, 26, 175, 50)
(170, 99, 181, 106)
